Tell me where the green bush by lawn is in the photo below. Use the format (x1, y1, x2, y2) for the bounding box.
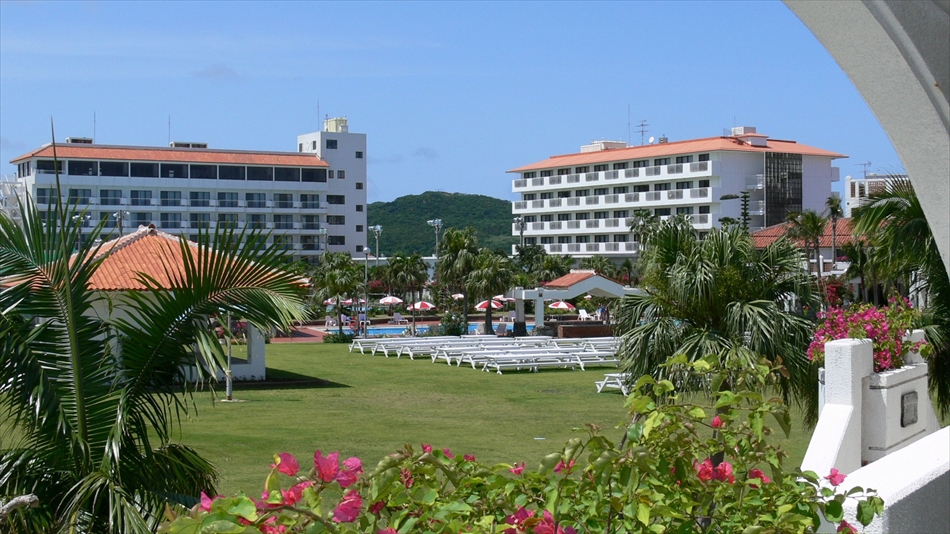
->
(174, 342, 814, 495)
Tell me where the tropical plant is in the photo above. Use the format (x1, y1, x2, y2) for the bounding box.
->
(627, 208, 659, 247)
(311, 252, 362, 336)
(851, 177, 950, 415)
(579, 255, 616, 279)
(785, 210, 828, 278)
(160, 357, 884, 534)
(616, 218, 820, 422)
(825, 195, 843, 261)
(535, 254, 572, 284)
(435, 227, 478, 324)
(0, 177, 308, 532)
(388, 253, 428, 332)
(466, 249, 515, 334)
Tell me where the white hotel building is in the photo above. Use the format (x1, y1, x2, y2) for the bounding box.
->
(5, 118, 367, 262)
(509, 127, 845, 258)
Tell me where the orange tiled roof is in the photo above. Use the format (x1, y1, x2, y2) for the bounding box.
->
(10, 143, 329, 167)
(85, 226, 201, 291)
(542, 271, 597, 289)
(751, 218, 856, 249)
(509, 135, 846, 173)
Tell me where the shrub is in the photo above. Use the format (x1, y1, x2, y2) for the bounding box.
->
(439, 311, 468, 337)
(322, 332, 355, 344)
(160, 357, 882, 533)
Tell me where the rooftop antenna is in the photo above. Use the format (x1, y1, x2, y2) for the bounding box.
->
(858, 161, 871, 178)
(648, 136, 655, 145)
(637, 120, 649, 145)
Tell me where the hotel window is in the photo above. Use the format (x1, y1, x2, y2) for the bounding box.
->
(301, 235, 318, 250)
(190, 191, 211, 207)
(355, 204, 364, 212)
(575, 212, 590, 220)
(557, 236, 572, 244)
(302, 215, 320, 229)
(594, 188, 608, 195)
(99, 212, 117, 229)
(540, 170, 553, 177)
(328, 170, 335, 179)
(522, 171, 536, 179)
(613, 162, 628, 170)
(131, 212, 151, 226)
(699, 179, 710, 188)
(356, 182, 364, 190)
(312, 141, 317, 150)
(676, 181, 693, 190)
(356, 225, 364, 232)
(574, 189, 589, 197)
(540, 237, 554, 244)
(275, 167, 300, 182)
(540, 192, 553, 199)
(675, 155, 693, 164)
(653, 183, 670, 191)
(523, 215, 536, 222)
(593, 164, 608, 172)
(274, 193, 293, 209)
(557, 213, 571, 221)
(35, 188, 52, 204)
(246, 193, 266, 208)
(327, 195, 346, 205)
(69, 189, 92, 204)
(68, 160, 97, 176)
(653, 158, 670, 166)
(655, 208, 671, 216)
(299, 143, 303, 152)
(219, 165, 246, 180)
(557, 191, 571, 198)
(540, 214, 553, 222)
(130, 190, 152, 206)
(300, 194, 319, 209)
(613, 186, 628, 194)
(613, 234, 629, 242)
(676, 206, 694, 215)
(327, 216, 346, 225)
(557, 168, 571, 175)
(574, 166, 589, 173)
(327, 236, 345, 245)
(575, 235, 590, 243)
(326, 139, 338, 149)
(247, 166, 274, 181)
(594, 211, 609, 219)
(523, 193, 536, 200)
(189, 213, 210, 229)
(248, 214, 266, 229)
(634, 185, 649, 192)
(274, 235, 293, 251)
(699, 205, 710, 214)
(274, 214, 294, 229)
(698, 153, 710, 161)
(160, 191, 182, 206)
(218, 213, 238, 228)
(161, 163, 188, 178)
(218, 192, 238, 208)
(613, 210, 629, 218)
(633, 160, 649, 168)
(99, 189, 122, 206)
(99, 161, 129, 177)
(160, 213, 181, 229)
(302, 168, 327, 182)
(338, 170, 345, 179)
(594, 235, 610, 243)
(525, 237, 537, 245)
(356, 151, 363, 158)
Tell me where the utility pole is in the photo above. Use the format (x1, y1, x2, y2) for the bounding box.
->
(427, 218, 442, 261)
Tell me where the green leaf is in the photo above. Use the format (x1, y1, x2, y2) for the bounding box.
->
(715, 391, 738, 409)
(203, 520, 249, 533)
(856, 500, 874, 526)
(741, 527, 764, 534)
(687, 407, 706, 419)
(771, 410, 792, 438)
(629, 395, 656, 414)
(824, 500, 843, 522)
(637, 502, 651, 525)
(627, 423, 643, 443)
(226, 497, 258, 522)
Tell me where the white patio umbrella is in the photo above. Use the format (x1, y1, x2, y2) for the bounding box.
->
(475, 299, 504, 310)
(583, 294, 593, 300)
(379, 295, 403, 305)
(409, 301, 436, 311)
(548, 300, 576, 311)
(492, 294, 515, 302)
(451, 293, 465, 300)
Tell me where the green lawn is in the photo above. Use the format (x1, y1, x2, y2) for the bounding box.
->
(174, 342, 814, 495)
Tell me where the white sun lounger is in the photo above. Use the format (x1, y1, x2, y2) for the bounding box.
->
(596, 372, 632, 396)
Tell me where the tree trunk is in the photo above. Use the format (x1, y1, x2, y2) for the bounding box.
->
(484, 304, 493, 335)
(336, 297, 344, 336)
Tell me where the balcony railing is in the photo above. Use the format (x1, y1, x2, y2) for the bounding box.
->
(514, 179, 527, 188)
(747, 174, 765, 190)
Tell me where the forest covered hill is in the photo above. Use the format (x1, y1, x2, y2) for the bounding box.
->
(367, 192, 517, 256)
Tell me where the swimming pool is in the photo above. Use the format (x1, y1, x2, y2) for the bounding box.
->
(347, 323, 534, 336)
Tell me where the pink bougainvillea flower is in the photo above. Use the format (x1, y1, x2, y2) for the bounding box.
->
(271, 452, 300, 476)
(400, 467, 414, 489)
(199, 491, 223, 512)
(694, 458, 714, 482)
(837, 520, 858, 534)
(554, 459, 575, 474)
(281, 481, 313, 506)
(335, 457, 363, 488)
(314, 450, 340, 482)
(711, 415, 724, 429)
(748, 468, 771, 489)
(713, 461, 735, 483)
(369, 501, 385, 515)
(509, 462, 525, 475)
(503, 506, 532, 534)
(464, 454, 476, 462)
(421, 443, 433, 453)
(534, 510, 577, 534)
(378, 529, 398, 534)
(826, 468, 846, 487)
(332, 490, 362, 523)
(442, 448, 455, 459)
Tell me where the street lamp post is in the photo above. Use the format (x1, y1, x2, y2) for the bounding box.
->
(426, 218, 442, 257)
(513, 216, 526, 249)
(363, 246, 370, 339)
(370, 225, 382, 269)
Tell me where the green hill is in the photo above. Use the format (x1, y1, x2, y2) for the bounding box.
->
(367, 192, 517, 256)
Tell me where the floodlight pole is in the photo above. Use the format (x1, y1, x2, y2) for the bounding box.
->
(514, 216, 525, 249)
(371, 225, 382, 269)
(113, 210, 129, 237)
(363, 247, 370, 339)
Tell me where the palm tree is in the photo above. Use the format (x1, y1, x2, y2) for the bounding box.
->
(466, 249, 515, 334)
(0, 183, 307, 532)
(389, 253, 428, 332)
(311, 252, 362, 336)
(535, 254, 572, 283)
(616, 218, 819, 421)
(825, 195, 843, 263)
(579, 255, 617, 279)
(851, 177, 950, 415)
(436, 228, 479, 324)
(785, 210, 827, 276)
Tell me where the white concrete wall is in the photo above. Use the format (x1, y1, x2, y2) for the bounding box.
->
(801, 155, 835, 214)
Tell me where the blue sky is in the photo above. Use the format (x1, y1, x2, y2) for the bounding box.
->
(0, 1, 902, 203)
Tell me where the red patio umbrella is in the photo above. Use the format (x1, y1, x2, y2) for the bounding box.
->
(409, 301, 436, 311)
(548, 300, 576, 311)
(379, 295, 403, 305)
(451, 293, 465, 300)
(475, 299, 504, 310)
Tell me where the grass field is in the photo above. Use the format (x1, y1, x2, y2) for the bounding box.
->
(174, 342, 815, 495)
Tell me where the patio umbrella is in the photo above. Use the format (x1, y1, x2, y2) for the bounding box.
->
(409, 301, 436, 311)
(492, 294, 514, 302)
(379, 295, 403, 305)
(548, 300, 576, 311)
(451, 293, 465, 300)
(475, 299, 504, 310)
(342, 298, 354, 306)
(584, 294, 593, 300)
(323, 298, 336, 306)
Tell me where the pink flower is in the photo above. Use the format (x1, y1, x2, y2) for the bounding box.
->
(199, 491, 223, 512)
(379, 529, 398, 534)
(711, 415, 724, 428)
(554, 459, 575, 474)
(400, 467, 414, 488)
(713, 462, 735, 483)
(271, 452, 299, 476)
(837, 520, 857, 534)
(314, 450, 339, 482)
(503, 506, 532, 534)
(464, 454, 476, 462)
(509, 462, 525, 475)
(748, 468, 771, 488)
(332, 490, 362, 523)
(826, 468, 846, 487)
(421, 443, 433, 453)
(336, 457, 363, 488)
(534, 510, 577, 534)
(281, 481, 313, 505)
(369, 501, 385, 515)
(442, 448, 455, 459)
(694, 458, 714, 482)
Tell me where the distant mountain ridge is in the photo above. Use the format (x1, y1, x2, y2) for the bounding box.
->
(367, 192, 516, 256)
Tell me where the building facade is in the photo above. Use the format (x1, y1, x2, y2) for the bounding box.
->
(7, 118, 368, 262)
(843, 173, 904, 217)
(509, 127, 845, 258)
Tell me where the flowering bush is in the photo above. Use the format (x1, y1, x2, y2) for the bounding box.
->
(808, 295, 925, 372)
(160, 357, 883, 533)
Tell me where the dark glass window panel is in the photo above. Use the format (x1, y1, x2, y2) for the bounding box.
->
(99, 161, 129, 176)
(161, 163, 188, 178)
(190, 164, 217, 179)
(301, 168, 327, 182)
(275, 167, 301, 182)
(247, 166, 273, 181)
(68, 160, 97, 176)
(130, 162, 159, 177)
(764, 152, 803, 227)
(219, 166, 246, 180)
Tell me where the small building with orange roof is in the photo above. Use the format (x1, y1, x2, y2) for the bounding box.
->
(751, 218, 856, 276)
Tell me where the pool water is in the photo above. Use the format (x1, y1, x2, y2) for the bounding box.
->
(346, 323, 535, 336)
